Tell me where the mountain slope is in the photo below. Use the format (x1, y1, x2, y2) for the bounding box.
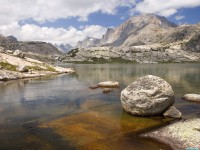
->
(78, 14, 177, 48)
(0, 34, 63, 61)
(64, 13, 200, 63)
(101, 13, 176, 46)
(77, 37, 100, 48)
(55, 44, 73, 53)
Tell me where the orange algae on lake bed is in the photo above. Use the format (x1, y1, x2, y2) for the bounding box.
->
(40, 100, 173, 150)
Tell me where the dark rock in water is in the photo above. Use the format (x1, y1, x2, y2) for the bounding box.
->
(142, 119, 200, 149)
(89, 85, 99, 89)
(121, 75, 175, 116)
(182, 94, 200, 103)
(17, 65, 29, 72)
(102, 88, 113, 94)
(163, 106, 182, 119)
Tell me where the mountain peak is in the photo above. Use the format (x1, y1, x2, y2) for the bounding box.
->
(77, 37, 100, 48)
(55, 43, 73, 53)
(76, 13, 177, 48)
(128, 13, 177, 29)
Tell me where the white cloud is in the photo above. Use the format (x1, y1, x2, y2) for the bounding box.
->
(134, 0, 200, 17)
(0, 23, 107, 46)
(0, 0, 135, 45)
(0, 0, 135, 25)
(175, 15, 185, 20)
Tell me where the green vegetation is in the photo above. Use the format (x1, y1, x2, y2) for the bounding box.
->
(45, 66, 57, 72)
(27, 66, 44, 71)
(193, 128, 200, 132)
(27, 64, 57, 72)
(64, 57, 137, 64)
(0, 61, 17, 71)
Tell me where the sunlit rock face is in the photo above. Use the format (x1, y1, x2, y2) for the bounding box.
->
(121, 75, 175, 116)
(65, 14, 200, 63)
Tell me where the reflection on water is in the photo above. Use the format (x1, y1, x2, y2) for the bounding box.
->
(0, 63, 200, 149)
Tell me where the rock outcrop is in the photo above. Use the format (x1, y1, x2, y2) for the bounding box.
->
(120, 75, 175, 116)
(0, 51, 75, 81)
(142, 119, 200, 149)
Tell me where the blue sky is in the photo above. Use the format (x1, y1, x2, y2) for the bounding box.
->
(0, 0, 200, 45)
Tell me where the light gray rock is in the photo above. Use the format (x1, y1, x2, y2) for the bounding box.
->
(121, 75, 175, 116)
(98, 81, 119, 87)
(0, 70, 18, 81)
(13, 50, 25, 58)
(16, 65, 29, 72)
(6, 50, 13, 54)
(163, 106, 182, 118)
(142, 119, 200, 149)
(0, 46, 5, 53)
(182, 94, 200, 102)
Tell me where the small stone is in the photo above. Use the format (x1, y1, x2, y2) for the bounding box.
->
(98, 81, 119, 88)
(17, 65, 29, 72)
(13, 50, 25, 58)
(163, 106, 182, 119)
(182, 94, 200, 103)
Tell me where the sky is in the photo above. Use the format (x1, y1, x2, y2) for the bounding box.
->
(0, 0, 200, 46)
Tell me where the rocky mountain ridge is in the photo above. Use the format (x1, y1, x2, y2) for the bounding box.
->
(65, 13, 200, 63)
(77, 37, 100, 48)
(55, 43, 73, 53)
(0, 34, 63, 61)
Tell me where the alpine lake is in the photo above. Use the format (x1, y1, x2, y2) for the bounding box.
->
(0, 63, 200, 150)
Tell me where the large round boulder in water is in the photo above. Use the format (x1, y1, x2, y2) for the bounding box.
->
(121, 75, 175, 116)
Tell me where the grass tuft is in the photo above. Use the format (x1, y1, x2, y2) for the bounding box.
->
(0, 62, 17, 71)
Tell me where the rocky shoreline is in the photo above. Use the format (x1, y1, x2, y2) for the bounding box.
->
(120, 75, 199, 149)
(142, 119, 200, 149)
(0, 50, 75, 82)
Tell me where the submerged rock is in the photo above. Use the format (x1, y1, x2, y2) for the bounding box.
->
(89, 85, 99, 89)
(98, 81, 119, 88)
(102, 88, 113, 94)
(142, 118, 200, 149)
(121, 75, 175, 116)
(163, 106, 182, 119)
(182, 94, 200, 103)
